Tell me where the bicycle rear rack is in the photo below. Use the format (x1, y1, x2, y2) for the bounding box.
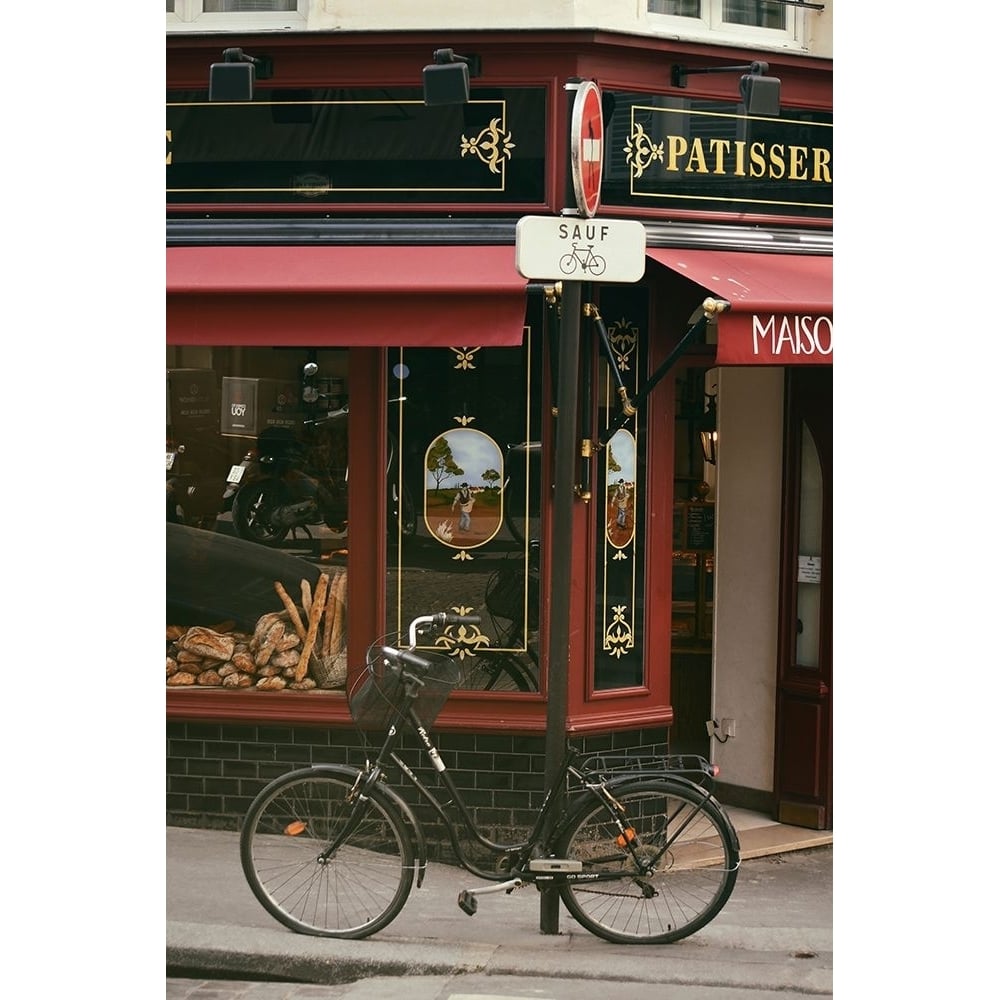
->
(578, 753, 718, 789)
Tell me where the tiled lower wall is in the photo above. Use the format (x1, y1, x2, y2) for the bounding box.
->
(166, 721, 670, 860)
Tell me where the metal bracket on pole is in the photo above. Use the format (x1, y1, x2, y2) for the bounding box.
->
(585, 302, 636, 433)
(597, 297, 728, 448)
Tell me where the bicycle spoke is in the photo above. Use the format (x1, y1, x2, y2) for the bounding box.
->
(241, 771, 414, 938)
(557, 780, 739, 944)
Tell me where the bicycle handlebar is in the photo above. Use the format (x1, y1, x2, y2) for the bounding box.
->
(407, 611, 481, 646)
(381, 646, 437, 674)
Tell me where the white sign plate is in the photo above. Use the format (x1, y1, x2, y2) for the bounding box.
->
(515, 216, 646, 283)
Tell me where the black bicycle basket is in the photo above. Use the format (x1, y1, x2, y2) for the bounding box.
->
(348, 634, 463, 731)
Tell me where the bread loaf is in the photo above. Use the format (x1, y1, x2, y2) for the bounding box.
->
(179, 627, 235, 661)
(256, 675, 287, 691)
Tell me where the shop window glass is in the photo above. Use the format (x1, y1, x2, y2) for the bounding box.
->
(647, 0, 785, 26)
(648, 1, 701, 14)
(592, 286, 649, 691)
(795, 424, 822, 668)
(168, 1, 305, 25)
(166, 346, 350, 694)
(203, 1, 297, 10)
(386, 332, 543, 694)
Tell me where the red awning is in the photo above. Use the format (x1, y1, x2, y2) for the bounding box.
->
(645, 249, 832, 365)
(166, 245, 529, 347)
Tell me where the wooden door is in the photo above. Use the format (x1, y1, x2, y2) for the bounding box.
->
(774, 368, 832, 829)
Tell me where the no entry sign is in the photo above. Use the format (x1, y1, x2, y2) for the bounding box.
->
(570, 80, 603, 218)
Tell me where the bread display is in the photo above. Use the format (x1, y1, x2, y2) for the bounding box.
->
(165, 572, 348, 691)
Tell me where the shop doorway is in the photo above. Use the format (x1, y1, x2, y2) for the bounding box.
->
(774, 368, 832, 828)
(669, 368, 716, 757)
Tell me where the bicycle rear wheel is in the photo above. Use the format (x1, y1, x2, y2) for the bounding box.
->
(240, 769, 415, 938)
(556, 778, 739, 944)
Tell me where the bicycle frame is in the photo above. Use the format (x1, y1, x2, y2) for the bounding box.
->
(345, 681, 727, 890)
(241, 610, 740, 945)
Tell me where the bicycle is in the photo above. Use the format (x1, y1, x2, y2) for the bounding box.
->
(559, 243, 607, 277)
(240, 611, 741, 945)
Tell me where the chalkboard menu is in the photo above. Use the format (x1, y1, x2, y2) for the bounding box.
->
(673, 502, 715, 552)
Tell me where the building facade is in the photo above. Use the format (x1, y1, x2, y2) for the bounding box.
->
(166, 1, 833, 839)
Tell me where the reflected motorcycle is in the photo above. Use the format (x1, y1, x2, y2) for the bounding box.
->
(228, 410, 349, 548)
(166, 433, 233, 530)
(226, 413, 417, 547)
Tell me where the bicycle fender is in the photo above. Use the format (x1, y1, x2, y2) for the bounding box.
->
(554, 775, 729, 847)
(306, 764, 429, 888)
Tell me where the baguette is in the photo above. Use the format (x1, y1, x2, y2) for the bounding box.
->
(300, 578, 312, 617)
(295, 572, 329, 682)
(329, 569, 347, 656)
(322, 569, 342, 657)
(273, 581, 307, 640)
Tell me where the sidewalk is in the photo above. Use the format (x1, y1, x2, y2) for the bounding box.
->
(167, 809, 832, 993)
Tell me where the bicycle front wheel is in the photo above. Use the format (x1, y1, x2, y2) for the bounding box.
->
(240, 769, 415, 938)
(556, 778, 739, 944)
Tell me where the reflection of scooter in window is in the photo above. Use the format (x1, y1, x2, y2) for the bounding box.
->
(228, 362, 415, 548)
(230, 414, 349, 548)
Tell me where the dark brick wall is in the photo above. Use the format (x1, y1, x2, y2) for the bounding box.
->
(166, 721, 670, 860)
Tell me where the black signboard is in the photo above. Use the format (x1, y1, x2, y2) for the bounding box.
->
(166, 86, 547, 206)
(602, 93, 832, 220)
(165, 85, 830, 220)
(674, 502, 715, 552)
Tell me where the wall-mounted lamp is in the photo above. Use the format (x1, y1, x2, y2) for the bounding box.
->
(422, 48, 483, 106)
(209, 47, 274, 103)
(699, 393, 718, 466)
(671, 60, 781, 117)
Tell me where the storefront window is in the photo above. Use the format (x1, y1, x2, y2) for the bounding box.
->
(385, 334, 543, 694)
(795, 424, 822, 668)
(166, 346, 351, 693)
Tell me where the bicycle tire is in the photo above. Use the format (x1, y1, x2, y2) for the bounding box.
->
(555, 778, 739, 944)
(240, 768, 415, 938)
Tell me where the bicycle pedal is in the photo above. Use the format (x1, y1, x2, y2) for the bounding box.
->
(528, 858, 582, 873)
(457, 890, 478, 916)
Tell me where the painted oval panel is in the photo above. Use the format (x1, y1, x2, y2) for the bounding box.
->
(424, 428, 504, 549)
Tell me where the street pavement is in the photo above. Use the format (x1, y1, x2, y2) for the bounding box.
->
(167, 821, 833, 998)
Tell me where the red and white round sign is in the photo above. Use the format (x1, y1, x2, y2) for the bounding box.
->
(570, 80, 604, 218)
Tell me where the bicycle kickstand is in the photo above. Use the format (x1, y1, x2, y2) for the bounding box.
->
(457, 878, 524, 916)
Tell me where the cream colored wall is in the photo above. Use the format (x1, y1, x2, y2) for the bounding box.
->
(308, 2, 833, 58)
(711, 366, 784, 793)
(169, 2, 832, 59)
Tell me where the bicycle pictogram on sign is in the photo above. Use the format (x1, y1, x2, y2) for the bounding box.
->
(559, 243, 606, 277)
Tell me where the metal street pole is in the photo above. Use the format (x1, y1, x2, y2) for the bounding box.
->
(539, 78, 586, 935)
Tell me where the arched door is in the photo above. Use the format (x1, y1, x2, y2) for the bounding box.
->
(774, 368, 832, 829)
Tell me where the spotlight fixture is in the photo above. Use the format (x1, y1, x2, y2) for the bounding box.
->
(422, 48, 483, 107)
(671, 60, 781, 117)
(209, 47, 274, 103)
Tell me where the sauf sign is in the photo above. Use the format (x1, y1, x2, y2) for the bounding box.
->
(515, 216, 646, 283)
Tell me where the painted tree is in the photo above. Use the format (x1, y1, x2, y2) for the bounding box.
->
(482, 468, 501, 491)
(427, 437, 464, 493)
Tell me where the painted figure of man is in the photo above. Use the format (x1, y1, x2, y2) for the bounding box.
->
(452, 482, 475, 532)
